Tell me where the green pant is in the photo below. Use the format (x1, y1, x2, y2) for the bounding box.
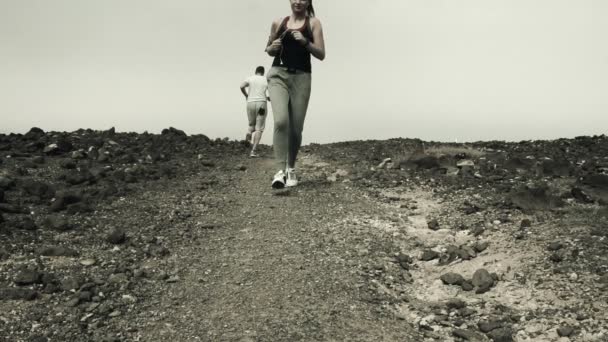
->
(267, 66, 312, 170)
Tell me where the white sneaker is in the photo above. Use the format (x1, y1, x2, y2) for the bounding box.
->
(271, 170, 286, 189)
(249, 151, 259, 158)
(286, 168, 298, 187)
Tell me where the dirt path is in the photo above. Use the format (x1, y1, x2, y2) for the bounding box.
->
(134, 153, 422, 341)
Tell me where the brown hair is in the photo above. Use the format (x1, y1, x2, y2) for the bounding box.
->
(308, 0, 315, 17)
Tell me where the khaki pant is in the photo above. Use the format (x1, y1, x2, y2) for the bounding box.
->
(246, 101, 267, 132)
(267, 66, 311, 170)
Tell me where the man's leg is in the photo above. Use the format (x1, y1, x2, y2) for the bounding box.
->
(251, 103, 267, 155)
(246, 102, 256, 143)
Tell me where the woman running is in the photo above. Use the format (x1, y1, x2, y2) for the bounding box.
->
(265, 0, 325, 188)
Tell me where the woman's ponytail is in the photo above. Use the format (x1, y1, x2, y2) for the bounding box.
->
(308, 0, 315, 17)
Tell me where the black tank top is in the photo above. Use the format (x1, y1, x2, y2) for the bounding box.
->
(272, 16, 314, 73)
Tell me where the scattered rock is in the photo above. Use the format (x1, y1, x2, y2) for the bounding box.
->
(14, 269, 42, 286)
(61, 277, 82, 291)
(420, 249, 440, 261)
(557, 326, 574, 337)
(452, 329, 485, 341)
(0, 288, 38, 301)
(427, 218, 440, 231)
(470, 226, 485, 237)
(487, 327, 513, 342)
(547, 241, 564, 251)
(474, 241, 489, 253)
(472, 268, 495, 293)
(446, 298, 467, 310)
(441, 272, 465, 286)
(478, 319, 503, 333)
(520, 219, 532, 228)
(106, 228, 126, 245)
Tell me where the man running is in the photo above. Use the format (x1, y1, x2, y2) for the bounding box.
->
(240, 66, 269, 157)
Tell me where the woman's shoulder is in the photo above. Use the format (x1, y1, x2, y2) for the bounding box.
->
(309, 16, 322, 28)
(272, 16, 288, 26)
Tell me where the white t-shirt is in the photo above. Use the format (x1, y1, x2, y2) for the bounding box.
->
(245, 75, 268, 103)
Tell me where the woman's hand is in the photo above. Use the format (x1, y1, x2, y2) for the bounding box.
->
(291, 31, 309, 46)
(266, 38, 282, 56)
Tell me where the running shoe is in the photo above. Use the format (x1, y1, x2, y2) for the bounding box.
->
(271, 170, 286, 189)
(286, 168, 298, 187)
(250, 151, 260, 158)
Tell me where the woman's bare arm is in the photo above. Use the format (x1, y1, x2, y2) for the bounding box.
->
(265, 18, 282, 57)
(306, 17, 325, 61)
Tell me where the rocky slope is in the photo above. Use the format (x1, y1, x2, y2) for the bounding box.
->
(1, 128, 607, 341)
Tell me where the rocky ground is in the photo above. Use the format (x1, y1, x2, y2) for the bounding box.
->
(1, 128, 607, 341)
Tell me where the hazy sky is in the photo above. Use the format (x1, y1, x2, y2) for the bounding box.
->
(1, 0, 607, 144)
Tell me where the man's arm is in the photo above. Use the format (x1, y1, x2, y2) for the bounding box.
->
(240, 81, 249, 99)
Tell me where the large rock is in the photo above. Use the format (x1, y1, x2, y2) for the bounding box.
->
(472, 268, 495, 293)
(161, 127, 187, 137)
(24, 127, 45, 140)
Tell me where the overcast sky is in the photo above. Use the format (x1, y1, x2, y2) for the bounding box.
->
(1, 0, 607, 144)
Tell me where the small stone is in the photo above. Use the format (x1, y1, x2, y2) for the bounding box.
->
(66, 297, 80, 307)
(478, 319, 503, 333)
(427, 219, 440, 231)
(108, 310, 121, 318)
(557, 326, 574, 337)
(452, 329, 485, 341)
(446, 298, 467, 310)
(472, 268, 495, 293)
(550, 251, 565, 263)
(441, 273, 465, 286)
(520, 219, 532, 228)
(420, 249, 440, 261)
(474, 241, 489, 253)
(461, 281, 474, 292)
(61, 277, 82, 291)
(487, 327, 513, 342)
(166, 276, 180, 283)
(470, 226, 485, 236)
(106, 228, 126, 244)
(78, 291, 92, 302)
(0, 287, 38, 300)
(122, 294, 137, 303)
(79, 258, 96, 266)
(14, 269, 42, 286)
(548, 241, 564, 251)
